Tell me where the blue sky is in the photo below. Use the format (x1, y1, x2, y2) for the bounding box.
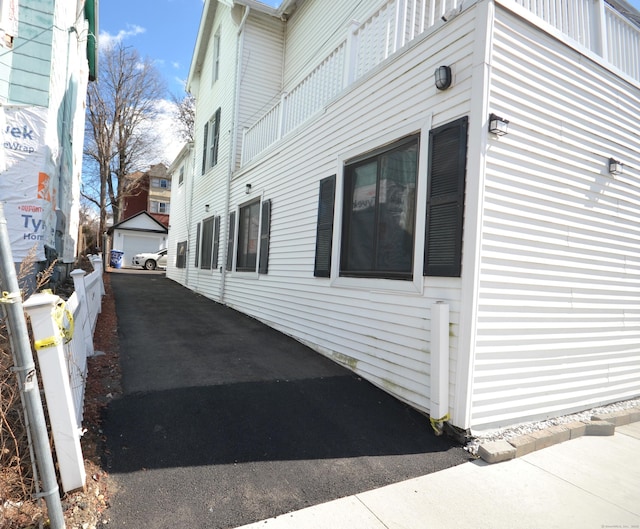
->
(99, 0, 282, 96)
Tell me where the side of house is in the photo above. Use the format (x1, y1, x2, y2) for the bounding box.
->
(0, 0, 97, 282)
(169, 0, 640, 432)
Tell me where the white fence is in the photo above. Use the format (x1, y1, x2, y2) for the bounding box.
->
(241, 0, 640, 165)
(23, 255, 104, 492)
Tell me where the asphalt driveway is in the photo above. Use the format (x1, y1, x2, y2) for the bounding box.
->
(102, 272, 469, 529)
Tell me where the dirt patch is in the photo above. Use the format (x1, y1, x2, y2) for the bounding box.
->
(1, 269, 121, 529)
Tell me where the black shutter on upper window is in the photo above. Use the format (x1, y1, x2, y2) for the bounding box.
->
(212, 215, 221, 270)
(226, 211, 236, 271)
(424, 116, 468, 277)
(314, 175, 336, 277)
(201, 122, 208, 175)
(258, 199, 271, 274)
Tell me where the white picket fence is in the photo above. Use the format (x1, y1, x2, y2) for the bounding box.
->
(23, 255, 105, 493)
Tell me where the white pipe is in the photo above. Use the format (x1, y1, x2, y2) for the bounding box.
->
(430, 301, 450, 434)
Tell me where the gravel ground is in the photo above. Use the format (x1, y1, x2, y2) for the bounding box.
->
(465, 397, 640, 455)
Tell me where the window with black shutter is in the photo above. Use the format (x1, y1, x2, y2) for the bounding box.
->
(212, 215, 221, 270)
(176, 241, 187, 268)
(209, 108, 221, 168)
(424, 116, 468, 277)
(340, 135, 419, 280)
(201, 122, 208, 175)
(194, 222, 201, 267)
(226, 211, 236, 271)
(259, 199, 271, 274)
(314, 175, 335, 277)
(200, 216, 215, 269)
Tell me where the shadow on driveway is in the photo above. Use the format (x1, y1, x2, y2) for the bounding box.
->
(103, 273, 469, 529)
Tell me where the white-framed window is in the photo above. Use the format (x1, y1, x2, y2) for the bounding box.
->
(151, 177, 171, 189)
(201, 108, 221, 173)
(150, 200, 170, 214)
(212, 28, 221, 84)
(178, 166, 184, 186)
(227, 198, 271, 274)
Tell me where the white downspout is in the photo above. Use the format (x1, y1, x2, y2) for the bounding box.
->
(430, 301, 450, 435)
(220, 5, 250, 303)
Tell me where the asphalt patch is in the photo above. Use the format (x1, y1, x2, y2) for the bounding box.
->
(102, 273, 469, 529)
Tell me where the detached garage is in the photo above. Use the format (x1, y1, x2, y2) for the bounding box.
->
(108, 212, 168, 267)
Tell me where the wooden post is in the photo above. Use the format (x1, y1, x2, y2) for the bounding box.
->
(430, 301, 450, 425)
(24, 292, 86, 493)
(343, 21, 360, 88)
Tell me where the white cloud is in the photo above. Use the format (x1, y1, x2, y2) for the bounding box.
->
(99, 25, 146, 50)
(172, 61, 180, 69)
(136, 99, 185, 168)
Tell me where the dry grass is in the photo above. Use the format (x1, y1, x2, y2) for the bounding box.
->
(1, 256, 119, 528)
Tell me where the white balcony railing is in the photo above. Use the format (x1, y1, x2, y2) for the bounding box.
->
(241, 0, 640, 166)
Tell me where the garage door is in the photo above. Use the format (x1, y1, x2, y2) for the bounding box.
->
(121, 234, 164, 267)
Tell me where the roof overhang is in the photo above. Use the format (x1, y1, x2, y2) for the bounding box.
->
(187, 0, 301, 92)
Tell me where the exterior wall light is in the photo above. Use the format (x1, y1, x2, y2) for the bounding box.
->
(246, 184, 252, 194)
(609, 158, 623, 175)
(205, 204, 210, 212)
(434, 65, 452, 90)
(488, 113, 509, 136)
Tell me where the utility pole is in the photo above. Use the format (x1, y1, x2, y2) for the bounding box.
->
(0, 203, 66, 529)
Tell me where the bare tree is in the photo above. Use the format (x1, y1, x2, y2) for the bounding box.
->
(83, 43, 167, 238)
(171, 91, 195, 144)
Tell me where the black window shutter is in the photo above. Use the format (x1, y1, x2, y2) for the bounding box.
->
(194, 222, 201, 267)
(226, 211, 236, 271)
(212, 108, 221, 167)
(424, 116, 468, 277)
(258, 199, 271, 274)
(201, 122, 208, 174)
(212, 215, 221, 270)
(314, 175, 336, 277)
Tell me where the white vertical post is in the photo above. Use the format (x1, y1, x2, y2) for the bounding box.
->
(24, 292, 86, 493)
(592, 0, 607, 58)
(430, 301, 450, 424)
(71, 269, 95, 357)
(395, 0, 408, 53)
(277, 92, 288, 139)
(343, 20, 360, 88)
(89, 254, 105, 295)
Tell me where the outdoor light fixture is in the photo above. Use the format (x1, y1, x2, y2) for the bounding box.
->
(609, 158, 623, 175)
(434, 65, 452, 90)
(246, 184, 252, 194)
(488, 113, 509, 136)
(205, 204, 210, 212)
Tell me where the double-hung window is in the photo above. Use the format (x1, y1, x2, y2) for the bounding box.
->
(200, 215, 220, 270)
(232, 199, 271, 273)
(201, 108, 221, 174)
(212, 29, 221, 84)
(340, 135, 419, 280)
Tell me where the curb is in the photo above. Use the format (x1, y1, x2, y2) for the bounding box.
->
(477, 407, 640, 464)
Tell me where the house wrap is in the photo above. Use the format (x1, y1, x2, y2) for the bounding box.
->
(167, 0, 640, 432)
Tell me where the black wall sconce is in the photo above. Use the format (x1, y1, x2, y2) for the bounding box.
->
(488, 113, 509, 136)
(434, 65, 452, 90)
(609, 158, 623, 175)
(246, 184, 252, 194)
(205, 204, 210, 212)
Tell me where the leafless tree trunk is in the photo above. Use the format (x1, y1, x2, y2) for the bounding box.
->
(83, 43, 166, 238)
(171, 91, 195, 144)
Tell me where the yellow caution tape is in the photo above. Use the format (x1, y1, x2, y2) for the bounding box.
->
(34, 299, 74, 350)
(0, 291, 21, 303)
(429, 413, 450, 436)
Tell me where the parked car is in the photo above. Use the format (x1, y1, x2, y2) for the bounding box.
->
(132, 249, 167, 270)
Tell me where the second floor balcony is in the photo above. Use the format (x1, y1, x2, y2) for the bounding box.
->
(240, 0, 640, 167)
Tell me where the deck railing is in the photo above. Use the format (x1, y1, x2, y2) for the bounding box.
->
(241, 0, 640, 166)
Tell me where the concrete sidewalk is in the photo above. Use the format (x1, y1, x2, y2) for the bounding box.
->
(237, 422, 640, 529)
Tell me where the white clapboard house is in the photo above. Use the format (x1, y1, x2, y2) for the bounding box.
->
(167, 0, 640, 433)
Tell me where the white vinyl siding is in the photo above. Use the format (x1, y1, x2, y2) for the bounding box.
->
(220, 9, 477, 415)
(470, 7, 640, 430)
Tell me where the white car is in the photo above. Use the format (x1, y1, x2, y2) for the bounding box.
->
(132, 249, 167, 270)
